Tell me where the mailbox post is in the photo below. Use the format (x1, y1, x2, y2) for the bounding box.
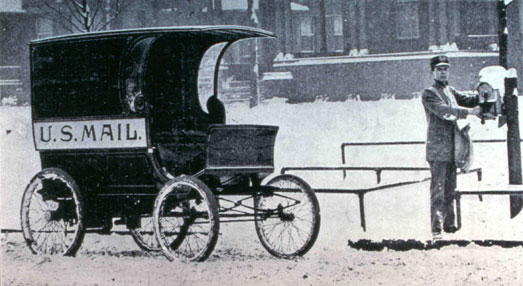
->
(498, 0, 523, 217)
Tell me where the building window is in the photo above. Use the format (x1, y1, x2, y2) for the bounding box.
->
(396, 0, 420, 40)
(326, 15, 343, 52)
(36, 18, 53, 39)
(300, 16, 314, 53)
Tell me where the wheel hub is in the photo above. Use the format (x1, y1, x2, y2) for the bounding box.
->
(277, 204, 295, 222)
(44, 211, 52, 221)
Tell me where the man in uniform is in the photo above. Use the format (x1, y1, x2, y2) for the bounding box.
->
(126, 78, 141, 113)
(207, 94, 226, 124)
(422, 55, 482, 238)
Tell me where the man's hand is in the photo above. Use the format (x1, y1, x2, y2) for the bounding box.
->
(469, 106, 482, 117)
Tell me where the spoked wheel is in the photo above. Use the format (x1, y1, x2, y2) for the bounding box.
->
(130, 215, 161, 252)
(20, 168, 85, 256)
(153, 175, 219, 262)
(254, 174, 321, 259)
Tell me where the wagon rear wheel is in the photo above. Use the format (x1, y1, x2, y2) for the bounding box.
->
(153, 175, 219, 262)
(130, 215, 161, 252)
(254, 174, 320, 259)
(20, 168, 85, 256)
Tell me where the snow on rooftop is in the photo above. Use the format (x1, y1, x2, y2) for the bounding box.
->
(222, 0, 258, 10)
(291, 2, 309, 11)
(0, 0, 24, 12)
(274, 51, 499, 67)
(220, 1, 308, 11)
(262, 72, 293, 81)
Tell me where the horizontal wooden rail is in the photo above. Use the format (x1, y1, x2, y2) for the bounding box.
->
(340, 139, 520, 178)
(281, 166, 481, 231)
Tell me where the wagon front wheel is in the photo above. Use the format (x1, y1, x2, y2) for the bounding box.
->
(20, 168, 85, 256)
(153, 175, 219, 262)
(254, 174, 321, 259)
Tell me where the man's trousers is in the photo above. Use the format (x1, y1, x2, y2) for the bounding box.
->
(429, 161, 457, 234)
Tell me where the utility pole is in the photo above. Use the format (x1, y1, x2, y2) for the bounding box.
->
(497, 0, 523, 218)
(248, 0, 260, 108)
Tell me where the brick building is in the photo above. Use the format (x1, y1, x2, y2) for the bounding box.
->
(268, 0, 500, 57)
(0, 0, 34, 103)
(3, 0, 522, 102)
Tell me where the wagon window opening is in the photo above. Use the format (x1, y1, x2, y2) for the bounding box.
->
(121, 37, 154, 113)
(197, 42, 227, 115)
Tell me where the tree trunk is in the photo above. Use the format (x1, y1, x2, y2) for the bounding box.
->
(82, 0, 90, 32)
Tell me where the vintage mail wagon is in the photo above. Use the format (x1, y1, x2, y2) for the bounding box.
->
(21, 26, 320, 261)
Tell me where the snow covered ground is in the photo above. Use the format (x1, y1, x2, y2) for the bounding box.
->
(1, 98, 523, 285)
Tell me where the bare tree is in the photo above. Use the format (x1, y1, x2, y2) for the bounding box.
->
(29, 0, 136, 33)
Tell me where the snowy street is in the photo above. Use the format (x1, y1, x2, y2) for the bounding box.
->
(2, 98, 523, 285)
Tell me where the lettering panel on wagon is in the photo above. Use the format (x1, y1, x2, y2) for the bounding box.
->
(34, 118, 148, 150)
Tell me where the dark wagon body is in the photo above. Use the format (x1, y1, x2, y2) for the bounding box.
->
(22, 26, 320, 261)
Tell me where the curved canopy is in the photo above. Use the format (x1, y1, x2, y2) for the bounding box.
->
(31, 25, 274, 45)
(31, 26, 274, 120)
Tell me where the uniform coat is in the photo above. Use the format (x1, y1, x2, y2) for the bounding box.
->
(422, 81, 479, 162)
